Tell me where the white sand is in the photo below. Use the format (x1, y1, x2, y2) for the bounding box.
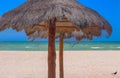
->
(0, 51, 120, 78)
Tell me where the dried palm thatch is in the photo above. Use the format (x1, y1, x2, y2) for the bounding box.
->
(0, 0, 112, 40)
(0, 17, 10, 31)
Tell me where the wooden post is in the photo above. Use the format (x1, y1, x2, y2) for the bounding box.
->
(59, 36, 64, 78)
(48, 18, 56, 78)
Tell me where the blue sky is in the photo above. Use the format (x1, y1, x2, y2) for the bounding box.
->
(0, 0, 120, 41)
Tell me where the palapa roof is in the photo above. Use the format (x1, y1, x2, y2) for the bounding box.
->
(0, 0, 112, 40)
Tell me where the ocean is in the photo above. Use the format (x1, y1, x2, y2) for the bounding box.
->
(0, 41, 120, 51)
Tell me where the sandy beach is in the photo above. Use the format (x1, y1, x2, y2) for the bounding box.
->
(0, 51, 120, 78)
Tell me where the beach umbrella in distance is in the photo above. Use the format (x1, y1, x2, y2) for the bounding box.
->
(0, 0, 112, 78)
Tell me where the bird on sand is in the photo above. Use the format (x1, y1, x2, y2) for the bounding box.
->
(112, 71, 117, 75)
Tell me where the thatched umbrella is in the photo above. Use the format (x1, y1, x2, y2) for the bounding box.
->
(0, 0, 112, 78)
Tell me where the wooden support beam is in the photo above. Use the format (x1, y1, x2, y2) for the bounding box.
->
(48, 18, 56, 78)
(59, 36, 64, 78)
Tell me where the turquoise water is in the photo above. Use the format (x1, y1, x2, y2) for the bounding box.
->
(0, 41, 120, 51)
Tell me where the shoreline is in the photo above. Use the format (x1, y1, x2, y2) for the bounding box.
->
(0, 51, 120, 78)
(0, 50, 120, 52)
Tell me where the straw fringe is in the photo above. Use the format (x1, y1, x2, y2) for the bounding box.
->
(0, 0, 112, 40)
